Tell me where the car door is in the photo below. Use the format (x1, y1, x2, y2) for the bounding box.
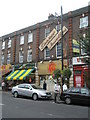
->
(18, 84, 26, 96)
(69, 88, 81, 103)
(80, 88, 89, 104)
(24, 85, 32, 97)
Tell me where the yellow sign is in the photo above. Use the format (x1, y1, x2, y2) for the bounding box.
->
(47, 26, 68, 50)
(39, 29, 57, 51)
(73, 39, 80, 53)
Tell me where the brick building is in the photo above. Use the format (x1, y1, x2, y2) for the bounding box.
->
(0, 6, 89, 89)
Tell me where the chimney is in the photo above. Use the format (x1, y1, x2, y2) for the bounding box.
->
(48, 13, 55, 20)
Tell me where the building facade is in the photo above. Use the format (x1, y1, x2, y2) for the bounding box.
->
(0, 6, 90, 88)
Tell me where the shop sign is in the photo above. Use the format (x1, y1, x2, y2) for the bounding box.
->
(39, 29, 57, 51)
(0, 64, 12, 70)
(73, 57, 85, 65)
(48, 62, 56, 74)
(47, 26, 68, 50)
(73, 39, 80, 53)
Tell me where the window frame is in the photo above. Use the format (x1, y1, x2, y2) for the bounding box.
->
(27, 49, 32, 62)
(28, 33, 33, 43)
(44, 47, 50, 59)
(56, 42, 62, 58)
(19, 51, 24, 63)
(20, 35, 24, 45)
(45, 27, 50, 38)
(80, 16, 88, 28)
(2, 41, 5, 50)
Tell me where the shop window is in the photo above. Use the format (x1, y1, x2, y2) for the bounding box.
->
(45, 27, 50, 38)
(56, 42, 62, 58)
(20, 35, 24, 45)
(8, 39, 11, 48)
(7, 53, 11, 64)
(27, 49, 32, 62)
(28, 33, 33, 43)
(56, 24, 61, 32)
(74, 70, 82, 75)
(2, 41, 5, 50)
(19, 51, 24, 63)
(44, 47, 50, 59)
(80, 16, 88, 28)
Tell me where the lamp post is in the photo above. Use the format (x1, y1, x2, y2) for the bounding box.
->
(61, 6, 63, 71)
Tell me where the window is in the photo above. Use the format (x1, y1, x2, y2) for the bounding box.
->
(80, 16, 88, 28)
(45, 27, 50, 38)
(8, 39, 11, 48)
(19, 51, 24, 63)
(20, 35, 24, 45)
(70, 88, 80, 93)
(2, 41, 5, 50)
(56, 24, 61, 32)
(44, 47, 50, 59)
(81, 88, 89, 95)
(81, 45, 86, 55)
(56, 42, 62, 58)
(18, 84, 25, 88)
(28, 33, 33, 43)
(27, 49, 32, 62)
(1, 55, 4, 65)
(7, 53, 11, 64)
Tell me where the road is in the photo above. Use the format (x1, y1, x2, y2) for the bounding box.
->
(0, 91, 89, 119)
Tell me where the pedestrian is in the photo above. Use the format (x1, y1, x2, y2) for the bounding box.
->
(2, 80, 6, 91)
(43, 80, 47, 90)
(54, 80, 61, 103)
(63, 83, 67, 92)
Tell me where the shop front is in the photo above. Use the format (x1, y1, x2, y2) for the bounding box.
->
(38, 59, 67, 90)
(73, 57, 89, 87)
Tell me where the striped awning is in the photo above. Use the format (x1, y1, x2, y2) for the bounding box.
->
(6, 69, 34, 80)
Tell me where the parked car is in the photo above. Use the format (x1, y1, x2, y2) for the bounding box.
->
(12, 83, 52, 100)
(60, 87, 90, 105)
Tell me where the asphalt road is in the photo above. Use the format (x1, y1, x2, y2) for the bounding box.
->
(0, 91, 90, 119)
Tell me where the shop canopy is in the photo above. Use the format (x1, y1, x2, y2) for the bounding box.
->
(5, 69, 34, 80)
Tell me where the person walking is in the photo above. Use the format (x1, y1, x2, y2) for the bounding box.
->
(43, 80, 47, 90)
(54, 80, 61, 103)
(2, 80, 6, 91)
(63, 83, 68, 92)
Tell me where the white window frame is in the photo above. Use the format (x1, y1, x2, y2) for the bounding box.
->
(2, 41, 5, 50)
(80, 16, 88, 28)
(56, 42, 62, 58)
(56, 24, 61, 32)
(19, 51, 24, 63)
(28, 33, 33, 43)
(8, 39, 11, 48)
(27, 49, 32, 62)
(45, 27, 50, 38)
(20, 35, 24, 45)
(7, 53, 11, 64)
(44, 47, 50, 59)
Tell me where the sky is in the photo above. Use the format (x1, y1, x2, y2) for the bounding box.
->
(0, 0, 89, 37)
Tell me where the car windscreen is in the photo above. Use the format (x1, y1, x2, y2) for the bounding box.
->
(32, 85, 43, 89)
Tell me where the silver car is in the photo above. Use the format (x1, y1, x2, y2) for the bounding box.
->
(12, 83, 52, 100)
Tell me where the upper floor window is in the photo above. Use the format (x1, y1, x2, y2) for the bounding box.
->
(80, 16, 88, 28)
(27, 49, 32, 62)
(7, 53, 11, 64)
(2, 41, 5, 50)
(19, 51, 24, 63)
(56, 42, 62, 58)
(1, 55, 4, 65)
(45, 27, 50, 38)
(44, 47, 50, 59)
(56, 24, 61, 32)
(20, 35, 24, 45)
(8, 39, 11, 48)
(28, 33, 33, 43)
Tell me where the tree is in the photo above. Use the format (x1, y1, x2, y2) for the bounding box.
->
(53, 69, 61, 81)
(63, 68, 72, 88)
(79, 33, 90, 66)
(78, 33, 90, 88)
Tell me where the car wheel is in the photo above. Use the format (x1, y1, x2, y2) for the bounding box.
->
(13, 92, 18, 98)
(65, 97, 71, 104)
(32, 94, 38, 100)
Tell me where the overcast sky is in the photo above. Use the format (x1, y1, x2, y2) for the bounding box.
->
(0, 0, 89, 37)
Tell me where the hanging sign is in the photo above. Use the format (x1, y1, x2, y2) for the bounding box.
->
(47, 26, 68, 50)
(39, 29, 57, 51)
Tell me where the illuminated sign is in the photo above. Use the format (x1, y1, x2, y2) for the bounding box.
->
(39, 29, 57, 51)
(47, 26, 68, 50)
